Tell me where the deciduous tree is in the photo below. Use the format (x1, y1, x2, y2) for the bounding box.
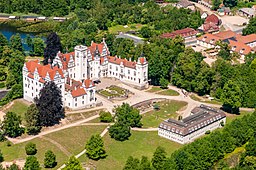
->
(24, 156, 40, 170)
(2, 112, 24, 138)
(35, 81, 64, 126)
(63, 156, 82, 170)
(85, 134, 107, 160)
(151, 147, 167, 170)
(44, 150, 57, 168)
(25, 142, 37, 155)
(221, 80, 242, 114)
(25, 104, 41, 135)
(43, 32, 62, 65)
(10, 34, 23, 53)
(109, 123, 131, 141)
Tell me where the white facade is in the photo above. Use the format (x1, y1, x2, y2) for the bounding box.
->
(23, 39, 149, 110)
(158, 117, 226, 144)
(52, 40, 148, 89)
(158, 105, 226, 144)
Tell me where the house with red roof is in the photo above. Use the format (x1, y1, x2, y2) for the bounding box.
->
(197, 30, 256, 61)
(160, 28, 198, 46)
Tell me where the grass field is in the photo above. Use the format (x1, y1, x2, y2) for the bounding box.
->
(80, 131, 182, 170)
(141, 100, 187, 128)
(108, 24, 144, 34)
(190, 94, 222, 105)
(0, 138, 68, 169)
(146, 86, 162, 93)
(156, 89, 179, 96)
(0, 125, 107, 169)
(5, 100, 29, 121)
(45, 125, 107, 155)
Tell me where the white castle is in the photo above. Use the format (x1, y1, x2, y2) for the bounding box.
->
(23, 40, 148, 109)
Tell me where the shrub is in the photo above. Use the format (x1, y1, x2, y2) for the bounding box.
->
(99, 111, 113, 123)
(44, 150, 57, 168)
(25, 142, 37, 155)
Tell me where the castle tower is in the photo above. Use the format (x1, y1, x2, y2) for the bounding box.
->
(74, 45, 88, 81)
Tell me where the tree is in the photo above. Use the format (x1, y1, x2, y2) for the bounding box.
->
(212, 0, 221, 10)
(63, 156, 83, 170)
(25, 142, 37, 155)
(223, 0, 238, 8)
(24, 156, 41, 170)
(43, 32, 62, 65)
(99, 111, 112, 123)
(44, 150, 57, 168)
(32, 38, 45, 56)
(140, 26, 152, 38)
(123, 156, 140, 170)
(2, 112, 24, 138)
(159, 77, 169, 89)
(0, 150, 3, 162)
(8, 164, 19, 170)
(151, 147, 167, 170)
(221, 80, 242, 114)
(243, 17, 256, 35)
(85, 134, 107, 160)
(25, 104, 41, 135)
(217, 41, 232, 61)
(139, 156, 151, 170)
(0, 33, 8, 53)
(109, 123, 131, 141)
(10, 34, 23, 53)
(114, 103, 142, 128)
(35, 81, 64, 126)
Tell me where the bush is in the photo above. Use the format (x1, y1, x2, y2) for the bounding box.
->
(0, 82, 5, 89)
(25, 142, 37, 155)
(99, 111, 113, 123)
(6, 141, 11, 147)
(159, 77, 169, 89)
(44, 150, 57, 168)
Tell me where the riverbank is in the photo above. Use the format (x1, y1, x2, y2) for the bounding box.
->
(0, 20, 59, 34)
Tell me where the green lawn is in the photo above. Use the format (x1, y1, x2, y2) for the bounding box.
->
(45, 125, 107, 155)
(190, 94, 222, 105)
(0, 138, 68, 170)
(107, 86, 125, 95)
(157, 89, 179, 96)
(80, 131, 182, 170)
(141, 100, 187, 128)
(5, 100, 29, 120)
(0, 125, 107, 169)
(146, 86, 162, 93)
(108, 24, 144, 34)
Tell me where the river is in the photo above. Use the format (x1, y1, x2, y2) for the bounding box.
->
(0, 25, 37, 51)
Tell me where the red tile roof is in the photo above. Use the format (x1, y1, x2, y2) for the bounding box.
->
(214, 30, 237, 40)
(202, 22, 219, 33)
(71, 88, 86, 97)
(197, 34, 221, 45)
(84, 79, 94, 88)
(205, 14, 220, 25)
(228, 40, 252, 55)
(235, 34, 256, 44)
(108, 56, 137, 69)
(160, 28, 197, 39)
(25, 60, 64, 82)
(57, 52, 75, 70)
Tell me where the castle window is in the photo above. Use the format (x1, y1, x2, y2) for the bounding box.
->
(82, 101, 84, 104)
(82, 96, 84, 99)
(128, 70, 130, 74)
(83, 74, 85, 77)
(110, 65, 112, 69)
(75, 98, 77, 102)
(36, 89, 38, 92)
(75, 103, 77, 107)
(116, 66, 118, 71)
(134, 71, 136, 76)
